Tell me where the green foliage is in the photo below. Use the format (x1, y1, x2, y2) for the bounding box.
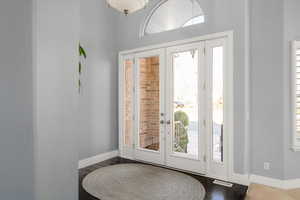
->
(174, 111, 189, 153)
(79, 43, 86, 75)
(174, 111, 189, 127)
(79, 44, 87, 59)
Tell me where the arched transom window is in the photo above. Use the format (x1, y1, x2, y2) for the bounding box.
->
(142, 0, 205, 36)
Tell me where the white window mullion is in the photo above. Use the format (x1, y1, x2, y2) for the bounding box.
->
(292, 41, 300, 151)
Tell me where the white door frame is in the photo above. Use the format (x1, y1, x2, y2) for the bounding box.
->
(205, 37, 230, 180)
(118, 31, 234, 181)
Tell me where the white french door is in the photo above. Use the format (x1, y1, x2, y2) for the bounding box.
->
(165, 43, 206, 173)
(119, 34, 231, 180)
(133, 49, 166, 165)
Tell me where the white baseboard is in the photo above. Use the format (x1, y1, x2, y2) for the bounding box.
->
(249, 174, 300, 189)
(78, 150, 119, 169)
(249, 175, 284, 188)
(230, 173, 250, 186)
(283, 178, 300, 189)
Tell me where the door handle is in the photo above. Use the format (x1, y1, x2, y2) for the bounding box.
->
(160, 120, 171, 125)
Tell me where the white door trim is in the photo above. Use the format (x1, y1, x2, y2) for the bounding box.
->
(120, 31, 234, 55)
(205, 37, 233, 181)
(118, 31, 235, 182)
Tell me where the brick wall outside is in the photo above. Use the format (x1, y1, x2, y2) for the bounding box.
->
(139, 57, 160, 151)
(123, 57, 160, 151)
(124, 60, 133, 146)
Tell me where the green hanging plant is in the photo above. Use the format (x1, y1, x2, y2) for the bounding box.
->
(79, 44, 87, 93)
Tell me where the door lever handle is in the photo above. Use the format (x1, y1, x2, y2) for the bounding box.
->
(160, 120, 171, 125)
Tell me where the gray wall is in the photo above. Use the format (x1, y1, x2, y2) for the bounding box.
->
(250, 0, 285, 179)
(79, 0, 119, 160)
(0, 1, 34, 199)
(283, 0, 300, 179)
(34, 0, 80, 199)
(116, 0, 247, 174)
(250, 0, 300, 180)
(78, 0, 300, 180)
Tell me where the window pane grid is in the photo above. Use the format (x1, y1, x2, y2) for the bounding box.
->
(144, 0, 204, 35)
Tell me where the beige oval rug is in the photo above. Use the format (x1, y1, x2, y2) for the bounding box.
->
(82, 163, 206, 200)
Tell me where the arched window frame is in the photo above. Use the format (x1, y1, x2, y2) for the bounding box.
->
(139, 0, 205, 37)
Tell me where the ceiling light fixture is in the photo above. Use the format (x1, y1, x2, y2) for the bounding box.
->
(106, 0, 149, 15)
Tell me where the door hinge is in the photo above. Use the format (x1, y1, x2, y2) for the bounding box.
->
(190, 49, 196, 58)
(203, 119, 206, 127)
(203, 47, 206, 55)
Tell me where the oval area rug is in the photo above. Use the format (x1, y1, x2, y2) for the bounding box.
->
(82, 163, 206, 200)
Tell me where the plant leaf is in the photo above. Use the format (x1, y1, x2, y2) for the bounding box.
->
(79, 44, 87, 59)
(78, 79, 81, 94)
(79, 62, 82, 74)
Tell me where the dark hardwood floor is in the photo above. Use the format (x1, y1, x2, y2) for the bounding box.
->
(79, 157, 248, 200)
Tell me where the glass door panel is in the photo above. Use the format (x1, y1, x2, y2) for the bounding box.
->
(212, 46, 224, 163)
(206, 38, 227, 179)
(124, 59, 134, 147)
(138, 56, 160, 151)
(121, 57, 135, 159)
(172, 50, 199, 157)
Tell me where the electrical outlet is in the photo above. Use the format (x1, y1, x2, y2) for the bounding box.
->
(264, 162, 270, 170)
